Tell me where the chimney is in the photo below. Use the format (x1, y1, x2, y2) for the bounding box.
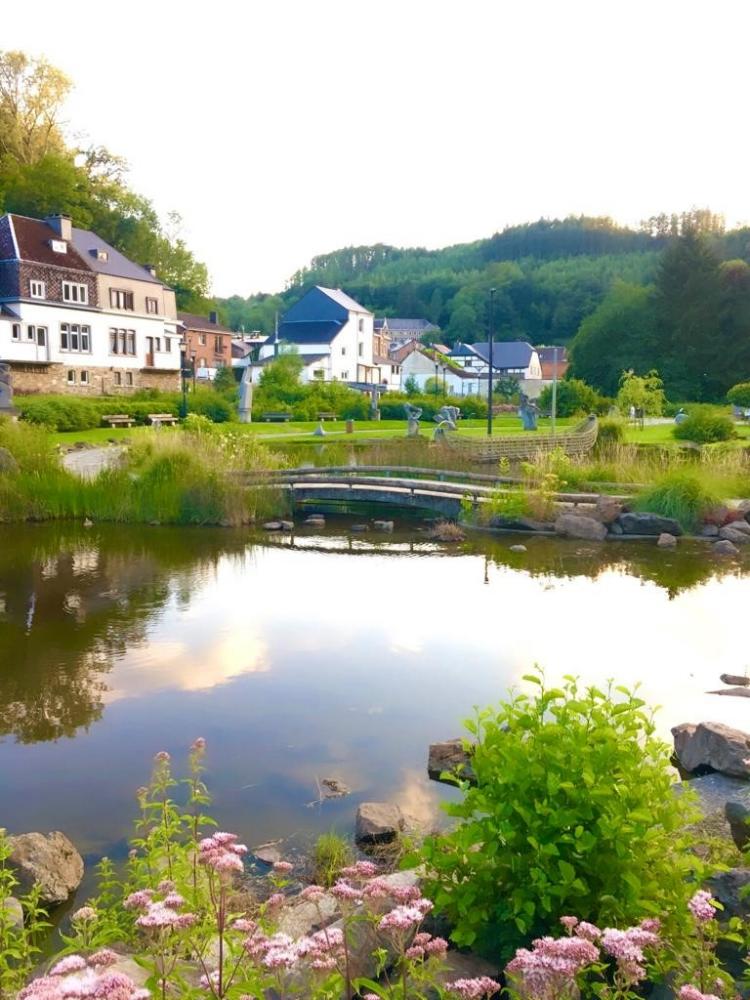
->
(144, 264, 157, 277)
(45, 214, 72, 241)
(209, 311, 218, 325)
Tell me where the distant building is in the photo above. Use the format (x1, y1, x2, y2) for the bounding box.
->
(178, 311, 234, 381)
(536, 345, 569, 381)
(449, 341, 543, 397)
(0, 212, 180, 394)
(375, 317, 439, 350)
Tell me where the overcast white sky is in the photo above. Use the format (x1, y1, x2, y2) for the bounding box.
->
(3, 0, 749, 296)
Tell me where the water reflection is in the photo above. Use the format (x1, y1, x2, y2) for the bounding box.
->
(0, 523, 748, 865)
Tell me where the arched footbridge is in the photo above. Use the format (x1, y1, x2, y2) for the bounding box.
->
(242, 466, 626, 519)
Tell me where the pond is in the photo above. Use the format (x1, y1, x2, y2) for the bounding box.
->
(1, 521, 749, 890)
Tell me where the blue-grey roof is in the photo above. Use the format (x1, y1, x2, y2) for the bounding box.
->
(72, 228, 164, 285)
(277, 320, 343, 345)
(376, 317, 438, 333)
(450, 341, 535, 369)
(283, 286, 368, 325)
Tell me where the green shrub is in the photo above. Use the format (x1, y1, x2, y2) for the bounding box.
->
(416, 671, 701, 959)
(673, 407, 735, 444)
(596, 416, 625, 445)
(633, 471, 721, 531)
(189, 390, 234, 423)
(538, 378, 598, 418)
(727, 382, 750, 408)
(312, 832, 354, 887)
(18, 396, 102, 431)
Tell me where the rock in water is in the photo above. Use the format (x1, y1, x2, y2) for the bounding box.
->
(593, 496, 623, 524)
(713, 539, 739, 557)
(725, 802, 750, 850)
(719, 524, 750, 545)
(617, 512, 683, 536)
(554, 513, 607, 541)
(355, 802, 405, 844)
(263, 521, 282, 531)
(657, 532, 678, 548)
(9, 832, 84, 904)
(373, 520, 394, 531)
(672, 722, 750, 778)
(509, 544, 527, 553)
(428, 739, 476, 785)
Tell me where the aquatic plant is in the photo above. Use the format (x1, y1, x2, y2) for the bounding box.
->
(633, 471, 721, 531)
(312, 831, 354, 888)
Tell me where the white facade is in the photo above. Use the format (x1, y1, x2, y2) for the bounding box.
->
(400, 348, 467, 395)
(259, 309, 378, 385)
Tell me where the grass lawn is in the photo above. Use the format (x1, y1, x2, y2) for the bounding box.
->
(623, 421, 750, 446)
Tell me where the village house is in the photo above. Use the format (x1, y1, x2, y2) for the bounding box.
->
(448, 341, 544, 397)
(0, 213, 180, 394)
(393, 341, 485, 396)
(258, 286, 380, 387)
(536, 345, 569, 381)
(178, 311, 235, 381)
(375, 317, 439, 350)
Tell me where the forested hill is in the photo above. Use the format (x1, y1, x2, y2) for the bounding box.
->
(221, 211, 746, 349)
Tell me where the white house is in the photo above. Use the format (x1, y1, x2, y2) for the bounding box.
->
(258, 286, 380, 387)
(448, 341, 543, 397)
(393, 342, 469, 395)
(0, 213, 180, 394)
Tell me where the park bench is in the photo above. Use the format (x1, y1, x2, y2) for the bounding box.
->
(316, 412, 337, 421)
(101, 414, 135, 428)
(148, 413, 179, 426)
(261, 411, 293, 422)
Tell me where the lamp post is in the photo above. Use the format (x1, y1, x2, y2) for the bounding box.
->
(442, 365, 446, 396)
(191, 351, 197, 393)
(434, 362, 439, 396)
(179, 340, 188, 417)
(487, 288, 496, 437)
(551, 346, 558, 437)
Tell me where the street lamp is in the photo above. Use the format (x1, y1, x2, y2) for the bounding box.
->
(551, 346, 559, 437)
(179, 339, 188, 417)
(191, 351, 197, 393)
(434, 362, 439, 396)
(487, 288, 496, 437)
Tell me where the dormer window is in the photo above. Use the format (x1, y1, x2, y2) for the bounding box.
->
(50, 239, 67, 254)
(90, 248, 108, 261)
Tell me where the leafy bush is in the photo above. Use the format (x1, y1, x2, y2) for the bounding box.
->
(189, 390, 234, 423)
(633, 471, 721, 531)
(596, 416, 625, 445)
(18, 396, 102, 431)
(538, 378, 599, 417)
(727, 382, 750, 408)
(417, 671, 700, 959)
(673, 407, 735, 444)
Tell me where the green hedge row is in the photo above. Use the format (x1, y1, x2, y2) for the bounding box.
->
(16, 391, 233, 431)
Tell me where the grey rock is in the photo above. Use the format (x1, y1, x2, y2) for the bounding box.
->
(373, 520, 394, 531)
(262, 521, 282, 531)
(0, 447, 19, 474)
(435, 951, 501, 991)
(608, 521, 623, 535)
(275, 889, 340, 938)
(701, 524, 720, 537)
(509, 544, 527, 552)
(279, 520, 294, 531)
(320, 778, 350, 799)
(618, 512, 683, 536)
(428, 739, 476, 786)
(724, 519, 750, 536)
(304, 516, 325, 526)
(672, 721, 750, 778)
(713, 539, 739, 557)
(676, 771, 750, 834)
(252, 844, 282, 865)
(3, 897, 23, 929)
(657, 532, 678, 548)
(708, 867, 750, 920)
(488, 515, 552, 532)
(8, 831, 84, 904)
(725, 801, 750, 850)
(554, 513, 608, 542)
(719, 524, 750, 545)
(593, 496, 623, 525)
(355, 802, 405, 844)
(721, 674, 750, 687)
(708, 687, 750, 699)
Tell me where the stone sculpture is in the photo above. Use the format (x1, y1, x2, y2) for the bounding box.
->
(404, 402, 422, 437)
(432, 405, 460, 441)
(238, 365, 253, 424)
(0, 363, 17, 417)
(518, 392, 539, 431)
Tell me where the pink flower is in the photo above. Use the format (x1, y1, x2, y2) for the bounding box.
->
(265, 892, 285, 909)
(574, 921, 601, 942)
(560, 915, 579, 933)
(300, 885, 326, 901)
(330, 880, 363, 902)
(190, 737, 206, 751)
(679, 988, 722, 1000)
(273, 861, 293, 874)
(154, 751, 170, 762)
(341, 860, 378, 879)
(71, 907, 97, 924)
(688, 890, 716, 924)
(50, 957, 87, 977)
(123, 890, 152, 910)
(444, 976, 499, 998)
(163, 892, 184, 908)
(199, 831, 248, 874)
(379, 900, 433, 932)
(640, 917, 661, 933)
(232, 918, 257, 932)
(600, 926, 659, 985)
(87, 952, 118, 969)
(506, 935, 599, 1000)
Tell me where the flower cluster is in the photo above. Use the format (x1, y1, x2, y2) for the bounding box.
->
(444, 976, 500, 998)
(125, 882, 196, 930)
(404, 931, 448, 961)
(600, 925, 660, 984)
(679, 987, 722, 1000)
(688, 890, 717, 925)
(198, 832, 248, 874)
(379, 898, 434, 933)
(505, 934, 600, 1000)
(237, 926, 344, 977)
(19, 954, 149, 1000)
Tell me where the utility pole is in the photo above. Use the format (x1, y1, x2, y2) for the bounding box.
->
(487, 288, 496, 437)
(551, 346, 558, 437)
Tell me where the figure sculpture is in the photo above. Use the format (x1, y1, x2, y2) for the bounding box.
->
(404, 402, 422, 437)
(237, 365, 253, 424)
(0, 363, 16, 415)
(518, 392, 539, 431)
(432, 405, 460, 441)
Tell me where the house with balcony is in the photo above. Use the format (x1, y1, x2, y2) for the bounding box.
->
(178, 311, 235, 381)
(258, 286, 380, 387)
(0, 212, 180, 394)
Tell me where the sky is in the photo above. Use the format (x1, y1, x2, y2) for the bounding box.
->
(3, 0, 750, 296)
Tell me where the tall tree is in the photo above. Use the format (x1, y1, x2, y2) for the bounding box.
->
(0, 51, 70, 164)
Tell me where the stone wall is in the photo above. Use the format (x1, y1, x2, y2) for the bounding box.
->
(10, 363, 180, 396)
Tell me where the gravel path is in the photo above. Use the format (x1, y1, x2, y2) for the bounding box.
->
(62, 446, 123, 479)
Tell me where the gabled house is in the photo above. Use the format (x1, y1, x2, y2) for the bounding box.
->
(374, 317, 439, 350)
(449, 341, 542, 379)
(178, 311, 234, 380)
(0, 212, 180, 394)
(259, 286, 379, 386)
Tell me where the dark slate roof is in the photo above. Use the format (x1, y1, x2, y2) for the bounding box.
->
(283, 286, 369, 325)
(450, 341, 535, 369)
(178, 312, 234, 335)
(5, 214, 92, 270)
(376, 317, 439, 334)
(277, 320, 344, 345)
(72, 228, 164, 286)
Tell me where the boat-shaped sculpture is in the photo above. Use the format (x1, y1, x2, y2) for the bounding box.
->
(446, 414, 599, 464)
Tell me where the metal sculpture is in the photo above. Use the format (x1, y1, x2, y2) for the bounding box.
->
(404, 402, 422, 437)
(518, 392, 539, 431)
(433, 404, 460, 441)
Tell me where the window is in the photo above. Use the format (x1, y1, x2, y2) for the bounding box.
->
(60, 324, 91, 353)
(67, 370, 76, 385)
(114, 372, 122, 386)
(26, 325, 34, 341)
(30, 280, 46, 299)
(313, 369, 325, 380)
(36, 327, 47, 347)
(199, 333, 206, 346)
(199, 357, 207, 368)
(341, 346, 346, 356)
(51, 239, 67, 254)
(358, 318, 364, 333)
(146, 297, 158, 314)
(25, 325, 47, 346)
(109, 329, 136, 355)
(80, 371, 89, 386)
(62, 282, 88, 305)
(164, 337, 171, 353)
(154, 338, 161, 352)
(125, 372, 133, 387)
(358, 343, 363, 357)
(341, 370, 349, 380)
(11, 323, 20, 341)
(109, 288, 134, 310)
(214, 336, 222, 352)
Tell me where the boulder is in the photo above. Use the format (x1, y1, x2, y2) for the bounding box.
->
(2, 897, 23, 929)
(713, 539, 739, 557)
(609, 521, 623, 535)
(617, 512, 683, 536)
(725, 802, 750, 851)
(279, 520, 294, 531)
(434, 952, 501, 992)
(672, 722, 750, 778)
(488, 515, 552, 532)
(8, 832, 84, 904)
(554, 513, 607, 542)
(724, 519, 750, 536)
(701, 524, 720, 538)
(709, 687, 750, 699)
(708, 868, 750, 920)
(509, 544, 527, 553)
(675, 771, 750, 839)
(355, 802, 405, 844)
(350, 524, 369, 533)
(719, 524, 750, 545)
(305, 516, 325, 526)
(252, 843, 282, 865)
(428, 739, 476, 785)
(0, 447, 19, 474)
(320, 778, 350, 799)
(657, 532, 678, 548)
(593, 496, 623, 525)
(276, 889, 340, 939)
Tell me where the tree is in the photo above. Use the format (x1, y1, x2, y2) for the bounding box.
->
(538, 378, 599, 417)
(616, 370, 665, 416)
(258, 349, 304, 400)
(403, 374, 420, 397)
(0, 51, 70, 165)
